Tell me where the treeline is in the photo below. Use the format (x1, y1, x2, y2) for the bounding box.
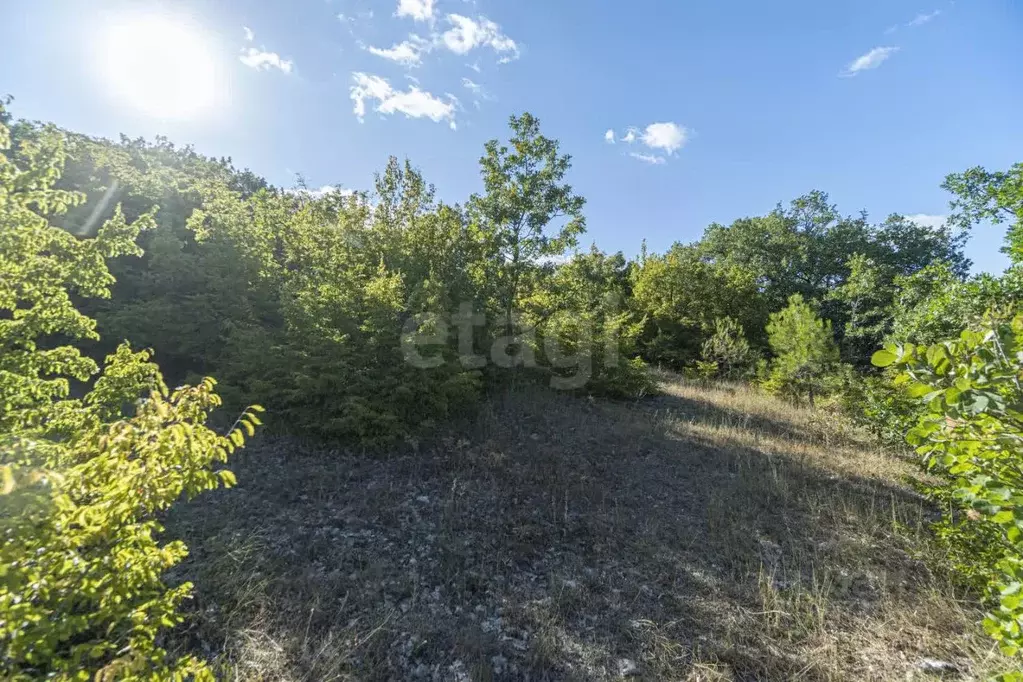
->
(40, 113, 650, 444)
(13, 109, 989, 438)
(4, 100, 1023, 677)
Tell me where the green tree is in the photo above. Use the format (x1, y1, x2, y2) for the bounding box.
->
(701, 316, 755, 379)
(944, 163, 1023, 262)
(698, 193, 968, 332)
(698, 192, 872, 308)
(764, 294, 840, 405)
(469, 112, 586, 324)
(632, 243, 764, 366)
(827, 254, 896, 366)
(535, 246, 651, 396)
(0, 109, 260, 679)
(888, 263, 1023, 346)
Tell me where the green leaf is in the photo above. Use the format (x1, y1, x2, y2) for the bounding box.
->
(906, 382, 933, 398)
(992, 510, 1016, 524)
(871, 349, 897, 367)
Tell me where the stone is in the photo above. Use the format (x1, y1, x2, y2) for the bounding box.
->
(617, 658, 640, 677)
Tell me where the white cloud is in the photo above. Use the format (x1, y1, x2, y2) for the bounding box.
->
(641, 122, 688, 154)
(243, 26, 254, 42)
(367, 35, 430, 67)
(350, 72, 458, 128)
(440, 14, 519, 61)
(908, 9, 941, 26)
(610, 122, 689, 163)
(629, 152, 666, 165)
(239, 47, 293, 73)
(843, 46, 899, 76)
(462, 77, 489, 109)
(362, 13, 519, 73)
(397, 0, 435, 22)
(905, 214, 947, 229)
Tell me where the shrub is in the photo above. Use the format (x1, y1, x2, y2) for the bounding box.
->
(683, 360, 720, 385)
(536, 248, 654, 398)
(837, 372, 919, 447)
(873, 317, 1023, 666)
(0, 110, 259, 680)
(763, 294, 840, 406)
(701, 316, 756, 379)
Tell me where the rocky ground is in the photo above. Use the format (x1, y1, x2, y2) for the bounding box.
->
(165, 375, 1009, 680)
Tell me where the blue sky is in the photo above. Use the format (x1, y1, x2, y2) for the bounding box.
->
(3, 0, 1021, 273)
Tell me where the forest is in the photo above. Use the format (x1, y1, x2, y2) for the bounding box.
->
(3, 99, 1023, 680)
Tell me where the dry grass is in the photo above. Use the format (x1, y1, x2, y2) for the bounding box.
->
(164, 373, 1010, 680)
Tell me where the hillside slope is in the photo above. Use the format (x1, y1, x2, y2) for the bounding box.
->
(166, 375, 1007, 681)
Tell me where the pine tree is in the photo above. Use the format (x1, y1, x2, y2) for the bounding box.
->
(764, 294, 839, 405)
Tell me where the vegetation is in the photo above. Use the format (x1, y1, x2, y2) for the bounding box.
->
(868, 165, 1023, 677)
(700, 316, 756, 380)
(3, 96, 1023, 677)
(0, 110, 260, 679)
(763, 294, 841, 406)
(874, 321, 1023, 666)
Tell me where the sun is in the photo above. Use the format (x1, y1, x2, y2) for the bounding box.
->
(98, 13, 218, 120)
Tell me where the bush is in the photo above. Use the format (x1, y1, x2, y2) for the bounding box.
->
(0, 111, 259, 680)
(763, 294, 840, 406)
(701, 316, 756, 379)
(522, 247, 654, 398)
(873, 317, 1023, 664)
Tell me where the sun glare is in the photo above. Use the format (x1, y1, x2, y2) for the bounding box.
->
(98, 14, 218, 120)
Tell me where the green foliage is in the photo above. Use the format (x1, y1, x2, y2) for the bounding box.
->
(873, 318, 1023, 660)
(0, 108, 260, 680)
(683, 360, 721, 384)
(763, 294, 840, 405)
(195, 160, 483, 443)
(698, 193, 968, 312)
(535, 247, 653, 397)
(8, 104, 976, 441)
(888, 262, 1023, 346)
(469, 112, 586, 323)
(631, 192, 965, 370)
(700, 316, 756, 379)
(826, 254, 896, 366)
(944, 163, 1023, 263)
(836, 372, 916, 447)
(632, 243, 763, 367)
